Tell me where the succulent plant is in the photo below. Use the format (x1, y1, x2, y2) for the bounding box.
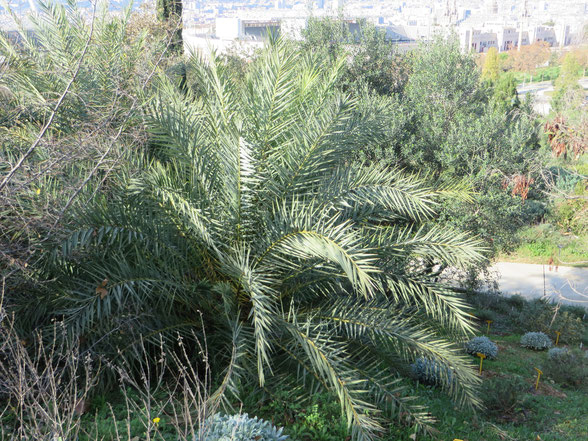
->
(411, 357, 454, 386)
(520, 332, 552, 350)
(464, 336, 498, 359)
(196, 413, 288, 441)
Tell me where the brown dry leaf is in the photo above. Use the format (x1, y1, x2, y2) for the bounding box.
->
(96, 278, 108, 299)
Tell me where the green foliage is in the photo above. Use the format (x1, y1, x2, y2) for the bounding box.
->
(545, 348, 588, 389)
(301, 16, 349, 58)
(547, 347, 569, 361)
(491, 73, 519, 111)
(512, 298, 585, 345)
(505, 294, 526, 311)
(393, 37, 544, 255)
(520, 332, 552, 350)
(343, 23, 410, 96)
(21, 38, 487, 440)
(0, 0, 174, 330)
(553, 198, 588, 235)
(301, 18, 410, 96)
(252, 390, 348, 441)
(541, 311, 584, 344)
(411, 357, 455, 387)
(156, 0, 183, 53)
(481, 376, 527, 416)
(511, 222, 588, 264)
(197, 414, 288, 441)
(482, 48, 499, 82)
(551, 52, 583, 115)
(464, 337, 498, 359)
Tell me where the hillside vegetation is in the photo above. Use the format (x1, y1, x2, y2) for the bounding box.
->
(0, 5, 586, 441)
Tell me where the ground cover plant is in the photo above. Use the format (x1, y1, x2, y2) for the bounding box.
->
(62, 299, 585, 441)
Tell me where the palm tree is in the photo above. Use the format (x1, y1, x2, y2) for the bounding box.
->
(43, 40, 485, 439)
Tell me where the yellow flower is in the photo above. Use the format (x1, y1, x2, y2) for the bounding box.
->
(36, 188, 41, 195)
(152, 417, 160, 425)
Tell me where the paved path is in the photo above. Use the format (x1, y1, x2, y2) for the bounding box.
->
(516, 77, 588, 115)
(489, 262, 588, 307)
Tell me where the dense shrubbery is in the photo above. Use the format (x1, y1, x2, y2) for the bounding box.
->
(1, 9, 492, 438)
(482, 376, 528, 416)
(465, 291, 587, 344)
(197, 414, 288, 441)
(545, 348, 588, 389)
(464, 337, 498, 359)
(521, 332, 553, 350)
(2, 7, 586, 440)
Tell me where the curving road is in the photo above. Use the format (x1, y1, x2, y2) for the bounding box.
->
(488, 262, 588, 307)
(517, 77, 588, 115)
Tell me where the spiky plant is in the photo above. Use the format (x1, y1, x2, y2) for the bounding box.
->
(0, 0, 171, 311)
(36, 39, 486, 439)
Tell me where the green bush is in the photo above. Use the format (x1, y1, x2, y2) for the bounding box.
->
(253, 390, 348, 441)
(482, 376, 528, 416)
(505, 294, 526, 311)
(547, 347, 570, 361)
(553, 198, 588, 235)
(545, 348, 588, 389)
(411, 357, 454, 387)
(465, 336, 498, 359)
(520, 332, 552, 350)
(561, 305, 587, 320)
(515, 299, 554, 332)
(197, 414, 288, 441)
(475, 309, 498, 323)
(547, 311, 584, 344)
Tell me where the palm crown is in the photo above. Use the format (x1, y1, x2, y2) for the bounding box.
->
(45, 39, 485, 440)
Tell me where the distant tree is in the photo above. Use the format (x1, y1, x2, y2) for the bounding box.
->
(157, 0, 183, 53)
(569, 46, 588, 76)
(301, 16, 350, 58)
(364, 38, 545, 254)
(505, 41, 551, 82)
(552, 52, 583, 114)
(343, 22, 411, 96)
(301, 18, 410, 96)
(482, 47, 500, 82)
(492, 72, 519, 111)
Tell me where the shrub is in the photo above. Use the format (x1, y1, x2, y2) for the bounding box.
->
(547, 347, 570, 361)
(561, 304, 587, 320)
(22, 36, 486, 438)
(546, 311, 585, 344)
(411, 357, 454, 387)
(506, 294, 526, 311)
(544, 349, 588, 389)
(482, 376, 528, 416)
(520, 332, 552, 350)
(475, 309, 498, 323)
(465, 336, 498, 359)
(515, 299, 553, 332)
(514, 300, 585, 343)
(197, 414, 288, 441)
